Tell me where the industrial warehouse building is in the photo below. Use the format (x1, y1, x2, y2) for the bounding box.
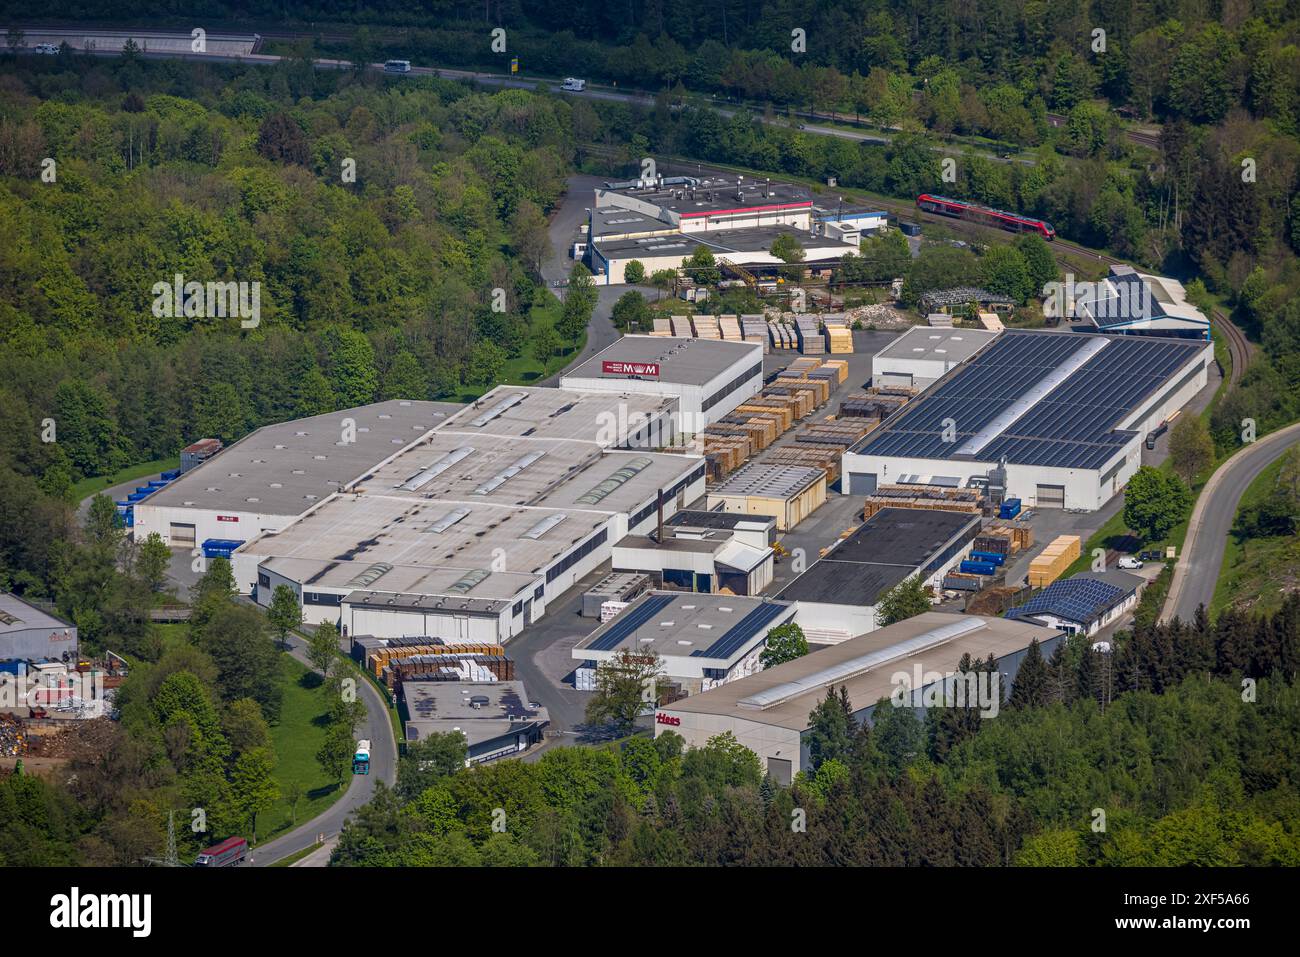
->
(1073, 265, 1211, 340)
(842, 330, 1213, 510)
(666, 510, 777, 550)
(1006, 569, 1144, 636)
(777, 507, 981, 643)
(585, 174, 862, 285)
(870, 326, 999, 391)
(401, 680, 549, 764)
(654, 613, 1062, 781)
(133, 400, 461, 549)
(0, 592, 78, 664)
(560, 336, 764, 434)
(573, 592, 796, 695)
(612, 520, 775, 596)
(705, 462, 827, 531)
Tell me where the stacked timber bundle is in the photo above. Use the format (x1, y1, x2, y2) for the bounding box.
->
(795, 317, 824, 354)
(838, 391, 911, 420)
(1028, 535, 1081, 588)
(973, 521, 1034, 558)
(692, 314, 721, 338)
(367, 641, 504, 678)
(823, 317, 854, 353)
(768, 379, 825, 412)
(670, 315, 693, 336)
(820, 359, 849, 383)
(384, 654, 516, 690)
(742, 315, 768, 352)
(736, 397, 794, 432)
(651, 317, 673, 336)
(702, 434, 750, 476)
(797, 420, 874, 448)
(766, 445, 842, 484)
(719, 314, 742, 340)
(768, 321, 796, 349)
(863, 484, 984, 519)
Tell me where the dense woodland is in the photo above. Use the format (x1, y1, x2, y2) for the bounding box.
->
(325, 597, 1300, 867)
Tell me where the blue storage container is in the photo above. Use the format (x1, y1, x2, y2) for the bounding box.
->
(960, 559, 998, 576)
(147, 480, 168, 490)
(201, 538, 246, 559)
(135, 486, 153, 495)
(127, 492, 148, 503)
(998, 498, 1022, 519)
(970, 550, 1006, 566)
(161, 469, 181, 481)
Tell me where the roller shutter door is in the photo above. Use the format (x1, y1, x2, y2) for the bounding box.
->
(169, 522, 196, 546)
(1035, 484, 1066, 508)
(847, 472, 878, 495)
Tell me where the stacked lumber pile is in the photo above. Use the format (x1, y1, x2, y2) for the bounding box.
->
(795, 317, 824, 354)
(367, 641, 504, 678)
(670, 315, 693, 337)
(768, 321, 797, 350)
(766, 444, 842, 484)
(863, 484, 983, 519)
(797, 419, 874, 448)
(651, 317, 672, 336)
(1028, 535, 1081, 588)
(839, 390, 911, 420)
(973, 521, 1034, 558)
(742, 315, 768, 351)
(823, 316, 854, 353)
(820, 359, 849, 383)
(692, 314, 720, 339)
(719, 314, 742, 341)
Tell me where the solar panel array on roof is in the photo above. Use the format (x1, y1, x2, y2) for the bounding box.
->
(587, 593, 675, 652)
(1005, 576, 1131, 625)
(854, 331, 1203, 470)
(692, 601, 788, 660)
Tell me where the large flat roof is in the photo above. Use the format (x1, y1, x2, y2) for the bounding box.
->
(661, 612, 1055, 730)
(143, 400, 460, 515)
(852, 330, 1206, 469)
(593, 225, 857, 262)
(434, 385, 678, 444)
(260, 557, 539, 601)
(562, 336, 761, 387)
(575, 591, 793, 663)
(0, 592, 74, 636)
(710, 463, 825, 500)
(402, 681, 549, 744)
(598, 175, 811, 218)
(777, 507, 980, 605)
(241, 494, 609, 579)
(874, 326, 999, 364)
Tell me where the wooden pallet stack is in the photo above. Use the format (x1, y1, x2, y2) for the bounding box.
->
(795, 317, 824, 354)
(719, 314, 742, 341)
(1028, 535, 1081, 588)
(767, 445, 842, 484)
(823, 317, 854, 353)
(863, 484, 984, 519)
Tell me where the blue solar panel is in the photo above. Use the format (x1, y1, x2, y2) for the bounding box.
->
(691, 602, 788, 660)
(854, 331, 1203, 469)
(587, 594, 674, 652)
(1006, 577, 1128, 625)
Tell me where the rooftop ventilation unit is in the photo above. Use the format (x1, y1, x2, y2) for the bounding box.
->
(446, 568, 490, 595)
(398, 446, 475, 492)
(426, 507, 472, 533)
(474, 451, 545, 495)
(469, 392, 528, 428)
(521, 512, 568, 540)
(346, 562, 393, 588)
(575, 456, 655, 506)
(736, 617, 985, 711)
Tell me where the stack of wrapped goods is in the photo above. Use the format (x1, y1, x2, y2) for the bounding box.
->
(820, 359, 849, 384)
(768, 321, 792, 350)
(742, 315, 769, 352)
(385, 653, 516, 690)
(1028, 535, 1082, 588)
(692, 314, 721, 339)
(719, 314, 742, 341)
(795, 317, 824, 354)
(823, 317, 854, 353)
(651, 317, 673, 337)
(670, 315, 693, 337)
(368, 639, 505, 681)
(863, 484, 984, 519)
(838, 389, 912, 421)
(972, 521, 1034, 560)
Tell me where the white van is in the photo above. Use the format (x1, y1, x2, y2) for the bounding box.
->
(34, 43, 60, 55)
(561, 77, 585, 92)
(383, 59, 412, 74)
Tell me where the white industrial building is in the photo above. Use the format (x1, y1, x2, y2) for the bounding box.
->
(843, 331, 1213, 509)
(870, 326, 999, 390)
(1006, 569, 1144, 636)
(654, 612, 1062, 782)
(776, 507, 980, 644)
(573, 592, 796, 695)
(560, 336, 764, 435)
(1072, 265, 1211, 341)
(133, 400, 460, 549)
(612, 521, 775, 596)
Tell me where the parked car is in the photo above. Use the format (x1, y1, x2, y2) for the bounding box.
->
(383, 59, 412, 74)
(1139, 550, 1163, 562)
(561, 77, 585, 92)
(34, 43, 59, 55)
(1117, 556, 1144, 569)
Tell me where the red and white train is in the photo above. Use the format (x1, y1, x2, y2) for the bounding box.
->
(916, 194, 1056, 239)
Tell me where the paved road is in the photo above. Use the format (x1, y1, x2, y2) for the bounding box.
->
(1163, 421, 1300, 623)
(251, 625, 397, 866)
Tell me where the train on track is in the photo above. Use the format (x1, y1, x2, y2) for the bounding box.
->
(916, 194, 1056, 239)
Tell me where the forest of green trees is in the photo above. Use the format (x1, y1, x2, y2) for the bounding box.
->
(325, 597, 1300, 867)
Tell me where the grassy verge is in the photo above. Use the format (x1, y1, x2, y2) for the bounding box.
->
(269, 841, 324, 868)
(1210, 456, 1299, 618)
(72, 457, 180, 503)
(259, 654, 347, 846)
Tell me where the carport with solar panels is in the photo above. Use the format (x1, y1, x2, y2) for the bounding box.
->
(1005, 569, 1143, 637)
(572, 591, 796, 695)
(842, 330, 1213, 510)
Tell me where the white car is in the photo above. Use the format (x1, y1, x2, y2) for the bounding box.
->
(561, 77, 585, 92)
(34, 43, 59, 55)
(1117, 556, 1143, 570)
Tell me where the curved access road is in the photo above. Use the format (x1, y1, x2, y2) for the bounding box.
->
(1163, 421, 1300, 624)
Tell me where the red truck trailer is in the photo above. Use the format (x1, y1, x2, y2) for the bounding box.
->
(194, 836, 248, 867)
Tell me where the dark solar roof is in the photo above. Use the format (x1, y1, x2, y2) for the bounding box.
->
(852, 331, 1204, 469)
(1005, 576, 1134, 626)
(691, 601, 788, 659)
(587, 593, 674, 652)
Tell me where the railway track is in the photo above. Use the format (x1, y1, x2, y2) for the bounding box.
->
(1212, 309, 1250, 387)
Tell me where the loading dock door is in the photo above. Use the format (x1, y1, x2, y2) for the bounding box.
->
(848, 472, 878, 495)
(169, 522, 196, 546)
(1035, 484, 1066, 508)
